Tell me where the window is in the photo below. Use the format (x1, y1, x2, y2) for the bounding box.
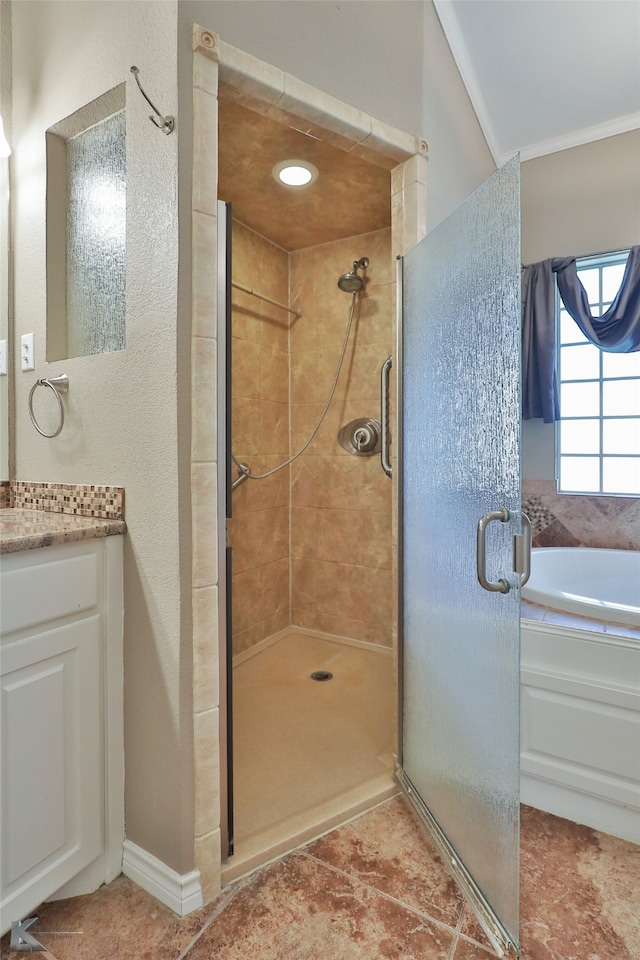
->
(557, 250, 640, 496)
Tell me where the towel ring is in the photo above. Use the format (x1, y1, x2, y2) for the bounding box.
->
(28, 374, 69, 438)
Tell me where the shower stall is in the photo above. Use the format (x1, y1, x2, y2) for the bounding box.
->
(194, 38, 522, 950)
(217, 98, 398, 879)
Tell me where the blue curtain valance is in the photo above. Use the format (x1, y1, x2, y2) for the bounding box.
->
(522, 246, 640, 423)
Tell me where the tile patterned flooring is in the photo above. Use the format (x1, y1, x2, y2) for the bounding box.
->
(2, 797, 638, 960)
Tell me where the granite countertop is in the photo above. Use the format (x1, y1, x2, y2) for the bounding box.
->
(0, 508, 127, 554)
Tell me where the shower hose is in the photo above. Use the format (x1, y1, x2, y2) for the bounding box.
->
(231, 290, 359, 482)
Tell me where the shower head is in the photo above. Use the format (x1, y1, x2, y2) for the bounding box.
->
(337, 257, 369, 293)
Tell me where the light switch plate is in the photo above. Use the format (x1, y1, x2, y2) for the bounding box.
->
(21, 332, 35, 371)
(0, 339, 7, 376)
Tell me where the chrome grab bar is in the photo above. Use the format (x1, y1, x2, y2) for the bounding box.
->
(514, 512, 532, 587)
(476, 507, 511, 594)
(380, 356, 392, 478)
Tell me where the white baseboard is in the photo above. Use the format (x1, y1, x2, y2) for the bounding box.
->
(521, 774, 640, 845)
(122, 841, 203, 917)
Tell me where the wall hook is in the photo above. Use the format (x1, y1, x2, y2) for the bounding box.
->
(130, 66, 174, 135)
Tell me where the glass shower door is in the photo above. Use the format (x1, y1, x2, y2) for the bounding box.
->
(398, 157, 522, 957)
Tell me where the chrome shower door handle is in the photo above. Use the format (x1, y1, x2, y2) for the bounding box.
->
(514, 512, 532, 587)
(476, 507, 511, 593)
(381, 356, 392, 478)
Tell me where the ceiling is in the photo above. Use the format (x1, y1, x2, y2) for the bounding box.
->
(434, 0, 640, 164)
(217, 99, 391, 252)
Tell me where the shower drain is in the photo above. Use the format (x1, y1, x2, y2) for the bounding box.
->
(310, 670, 333, 682)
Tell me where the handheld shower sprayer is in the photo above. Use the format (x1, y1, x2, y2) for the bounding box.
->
(337, 257, 369, 293)
(232, 253, 371, 487)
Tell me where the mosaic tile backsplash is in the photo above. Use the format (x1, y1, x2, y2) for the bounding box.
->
(523, 479, 640, 550)
(8, 480, 125, 521)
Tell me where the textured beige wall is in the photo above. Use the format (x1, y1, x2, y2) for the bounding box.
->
(230, 220, 290, 654)
(521, 130, 640, 264)
(10, 1, 195, 874)
(521, 131, 640, 480)
(422, 1, 495, 230)
(0, 1, 10, 480)
(290, 229, 394, 645)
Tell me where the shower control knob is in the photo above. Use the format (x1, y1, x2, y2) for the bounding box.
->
(338, 418, 382, 457)
(354, 426, 375, 452)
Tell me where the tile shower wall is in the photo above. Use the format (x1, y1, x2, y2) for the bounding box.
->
(229, 221, 291, 655)
(289, 230, 394, 646)
(523, 479, 640, 549)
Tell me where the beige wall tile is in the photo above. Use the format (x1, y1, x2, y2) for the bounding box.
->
(233, 566, 263, 634)
(361, 511, 393, 570)
(193, 44, 219, 96)
(261, 401, 289, 456)
(193, 585, 220, 714)
(192, 211, 218, 339)
(192, 463, 218, 588)
(289, 311, 317, 354)
(356, 282, 395, 346)
(291, 350, 318, 402)
(258, 303, 290, 353)
(230, 223, 395, 655)
(192, 337, 217, 464)
(290, 402, 325, 451)
(193, 87, 218, 217)
(315, 560, 361, 619)
(217, 38, 285, 106)
(290, 506, 319, 559)
(194, 708, 220, 838)
(261, 557, 290, 619)
(233, 337, 263, 399)
(261, 345, 289, 403)
(278, 71, 371, 147)
(232, 457, 289, 511)
(194, 829, 222, 905)
(316, 508, 364, 565)
(312, 611, 393, 646)
(289, 247, 318, 312)
(359, 229, 393, 285)
(291, 458, 318, 507)
(291, 557, 317, 609)
(263, 505, 289, 564)
(228, 511, 257, 575)
(233, 608, 290, 657)
(233, 620, 265, 657)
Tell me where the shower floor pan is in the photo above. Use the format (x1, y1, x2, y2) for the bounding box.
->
(223, 627, 397, 883)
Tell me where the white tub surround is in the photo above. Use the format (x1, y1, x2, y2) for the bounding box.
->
(521, 616, 640, 845)
(522, 547, 640, 627)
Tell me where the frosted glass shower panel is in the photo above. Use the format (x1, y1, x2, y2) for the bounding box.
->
(401, 158, 521, 946)
(66, 110, 126, 357)
(46, 85, 126, 361)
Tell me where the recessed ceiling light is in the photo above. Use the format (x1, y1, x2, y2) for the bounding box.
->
(272, 159, 319, 187)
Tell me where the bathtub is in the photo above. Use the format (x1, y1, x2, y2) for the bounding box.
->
(520, 547, 640, 845)
(522, 546, 640, 627)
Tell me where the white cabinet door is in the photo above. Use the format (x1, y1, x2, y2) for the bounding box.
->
(0, 537, 124, 934)
(1, 616, 103, 926)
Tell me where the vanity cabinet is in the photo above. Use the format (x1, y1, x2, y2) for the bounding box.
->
(0, 536, 124, 933)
